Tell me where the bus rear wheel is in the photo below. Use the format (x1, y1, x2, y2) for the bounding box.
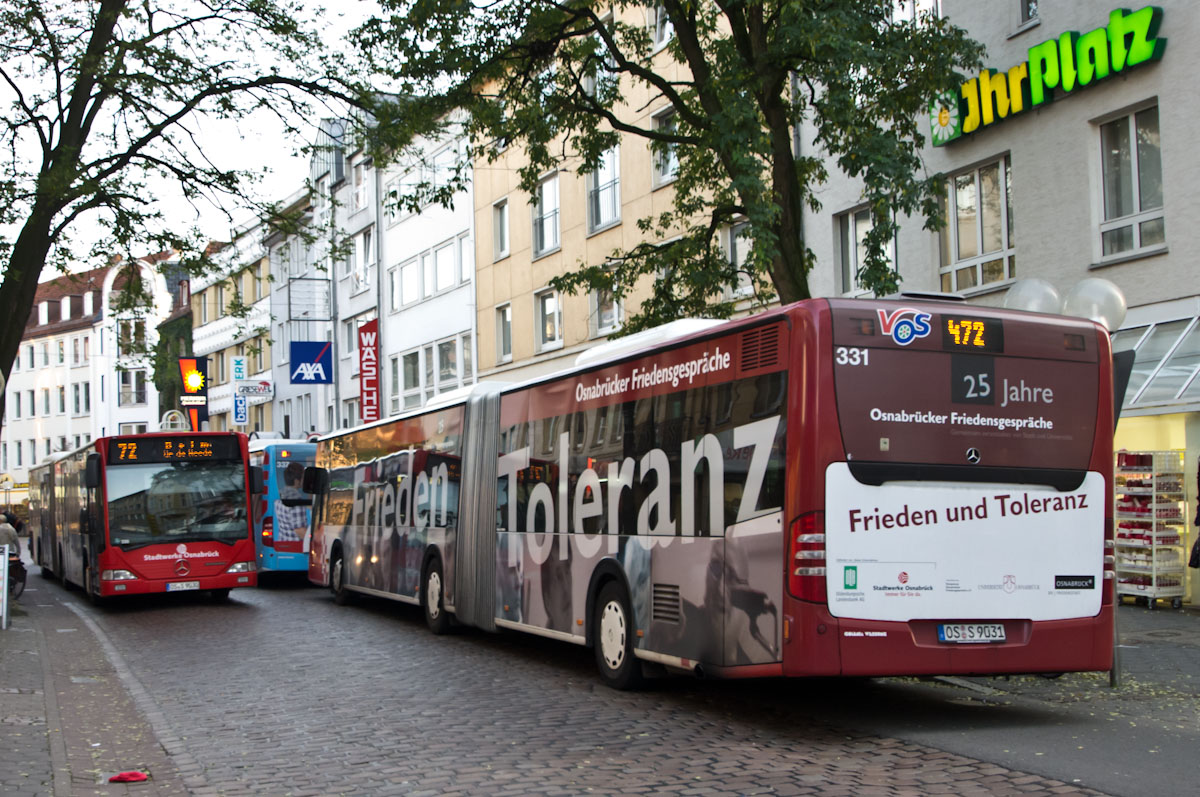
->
(423, 558, 450, 635)
(331, 552, 352, 605)
(594, 582, 643, 690)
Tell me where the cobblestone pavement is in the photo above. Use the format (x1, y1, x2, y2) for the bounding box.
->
(7, 554, 1198, 796)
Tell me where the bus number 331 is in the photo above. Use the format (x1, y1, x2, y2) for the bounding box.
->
(835, 346, 869, 366)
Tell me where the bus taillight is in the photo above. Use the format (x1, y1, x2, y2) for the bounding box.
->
(788, 511, 826, 602)
(262, 516, 275, 547)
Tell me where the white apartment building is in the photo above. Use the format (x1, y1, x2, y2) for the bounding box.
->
(379, 118, 477, 413)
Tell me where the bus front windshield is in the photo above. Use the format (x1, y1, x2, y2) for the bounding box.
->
(106, 461, 248, 547)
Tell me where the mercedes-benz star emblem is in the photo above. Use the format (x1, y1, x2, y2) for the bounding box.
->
(966, 448, 981, 464)
(175, 559, 190, 576)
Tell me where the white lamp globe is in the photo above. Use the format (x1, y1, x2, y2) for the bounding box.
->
(1003, 278, 1062, 315)
(1061, 278, 1127, 332)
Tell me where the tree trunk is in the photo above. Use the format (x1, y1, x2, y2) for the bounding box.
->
(0, 207, 59, 423)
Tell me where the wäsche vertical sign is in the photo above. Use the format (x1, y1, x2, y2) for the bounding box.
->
(358, 319, 380, 423)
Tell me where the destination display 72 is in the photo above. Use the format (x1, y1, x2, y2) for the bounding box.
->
(108, 436, 240, 464)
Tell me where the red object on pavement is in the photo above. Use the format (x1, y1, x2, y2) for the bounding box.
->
(109, 771, 149, 782)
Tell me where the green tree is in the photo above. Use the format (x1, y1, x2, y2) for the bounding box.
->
(0, 0, 363, 415)
(356, 0, 983, 332)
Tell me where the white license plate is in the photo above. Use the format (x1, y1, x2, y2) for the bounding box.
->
(938, 623, 1006, 644)
(166, 581, 200, 592)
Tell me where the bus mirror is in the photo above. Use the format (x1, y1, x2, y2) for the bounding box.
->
(302, 466, 326, 494)
(1113, 349, 1135, 430)
(84, 454, 102, 489)
(249, 466, 266, 495)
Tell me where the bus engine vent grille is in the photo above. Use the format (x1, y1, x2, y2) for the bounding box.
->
(739, 324, 781, 374)
(652, 583, 682, 623)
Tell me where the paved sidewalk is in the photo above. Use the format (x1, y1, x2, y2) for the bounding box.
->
(1, 541, 188, 796)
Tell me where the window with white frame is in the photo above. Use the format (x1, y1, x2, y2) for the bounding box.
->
(588, 147, 621, 232)
(352, 162, 367, 212)
(535, 289, 563, 351)
(496, 304, 513, 363)
(72, 337, 80, 365)
(938, 156, 1015, 292)
(215, 284, 226, 318)
(198, 289, 208, 324)
(384, 177, 400, 225)
(493, 199, 510, 260)
(459, 232, 474, 282)
(216, 351, 227, 383)
(26, 390, 33, 416)
(118, 370, 147, 406)
(402, 351, 421, 409)
(432, 146, 457, 191)
(42, 388, 50, 414)
(532, 174, 560, 257)
(583, 20, 618, 97)
(1021, 0, 1038, 23)
(11, 392, 18, 419)
(650, 3, 673, 47)
(390, 355, 401, 415)
(592, 286, 621, 336)
(435, 241, 455, 292)
(422, 252, 434, 298)
(61, 296, 71, 320)
(1099, 106, 1163, 258)
(727, 221, 755, 298)
(836, 207, 893, 294)
(401, 259, 419, 305)
(352, 227, 373, 294)
(388, 266, 401, 312)
(83, 382, 90, 412)
(651, 108, 679, 186)
(40, 342, 48, 366)
(57, 339, 65, 363)
(57, 386, 65, 413)
(119, 423, 148, 435)
(73, 383, 81, 414)
(437, 339, 459, 393)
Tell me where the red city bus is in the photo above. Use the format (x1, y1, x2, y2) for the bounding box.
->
(30, 432, 263, 602)
(306, 297, 1116, 687)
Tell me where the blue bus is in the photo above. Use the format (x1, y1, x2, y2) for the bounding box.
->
(248, 439, 316, 573)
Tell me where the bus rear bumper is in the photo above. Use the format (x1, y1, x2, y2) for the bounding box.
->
(783, 604, 1115, 677)
(259, 551, 308, 572)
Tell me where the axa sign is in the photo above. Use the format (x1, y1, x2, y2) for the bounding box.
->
(290, 342, 334, 384)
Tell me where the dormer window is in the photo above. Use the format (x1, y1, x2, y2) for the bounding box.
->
(83, 291, 94, 315)
(38, 301, 48, 325)
(61, 296, 71, 320)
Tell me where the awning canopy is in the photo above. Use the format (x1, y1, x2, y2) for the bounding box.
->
(1114, 298, 1200, 415)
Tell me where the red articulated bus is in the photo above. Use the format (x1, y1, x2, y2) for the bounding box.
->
(30, 432, 263, 602)
(306, 297, 1117, 687)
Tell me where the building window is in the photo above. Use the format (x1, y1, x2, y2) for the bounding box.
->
(57, 340, 65, 363)
(388, 267, 400, 312)
(26, 390, 34, 417)
(11, 392, 18, 419)
(119, 423, 148, 435)
(435, 241, 455, 292)
(57, 386, 66, 414)
(422, 251, 434, 298)
(493, 199, 509, 260)
(938, 156, 1015, 292)
(84, 382, 91, 412)
(535, 289, 563, 351)
(836, 208, 894, 295)
(15, 443, 21, 467)
(459, 233, 474, 283)
(651, 108, 679, 186)
(532, 174, 560, 257)
(353, 227, 373, 294)
(41, 342, 49, 366)
(727, 221, 756, 298)
(119, 370, 147, 406)
(401, 259, 419, 306)
(1021, 0, 1038, 24)
(215, 284, 226, 318)
(117, 320, 145, 357)
(496, 304, 513, 363)
(42, 388, 50, 415)
(44, 439, 50, 457)
(73, 384, 81, 414)
(592, 287, 621, 336)
(198, 289, 208, 324)
(588, 147, 621, 232)
(402, 351, 421, 409)
(352, 162, 367, 212)
(72, 337, 80, 365)
(217, 351, 227, 383)
(25, 344, 33, 369)
(1100, 106, 1163, 258)
(650, 3, 673, 48)
(82, 335, 89, 363)
(389, 356, 401, 415)
(437, 339, 459, 393)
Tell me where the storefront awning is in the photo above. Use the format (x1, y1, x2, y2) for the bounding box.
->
(1114, 297, 1200, 415)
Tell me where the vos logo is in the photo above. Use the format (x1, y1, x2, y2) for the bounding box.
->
(292, 362, 327, 381)
(877, 307, 932, 346)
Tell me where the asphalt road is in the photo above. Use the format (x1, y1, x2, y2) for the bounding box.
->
(57, 574, 1196, 796)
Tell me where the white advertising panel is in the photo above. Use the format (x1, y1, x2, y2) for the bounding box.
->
(825, 463, 1104, 622)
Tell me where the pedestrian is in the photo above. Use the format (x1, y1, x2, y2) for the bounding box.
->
(275, 462, 310, 543)
(0, 517, 19, 557)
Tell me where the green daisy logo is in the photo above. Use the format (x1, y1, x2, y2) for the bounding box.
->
(930, 91, 962, 146)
